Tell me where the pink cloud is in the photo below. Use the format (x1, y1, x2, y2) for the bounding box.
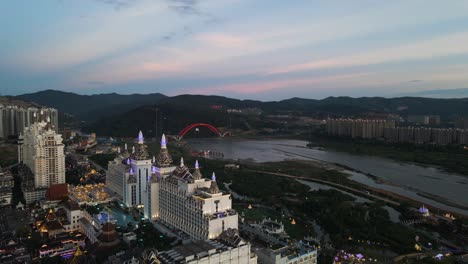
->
(265, 31, 468, 75)
(185, 72, 372, 95)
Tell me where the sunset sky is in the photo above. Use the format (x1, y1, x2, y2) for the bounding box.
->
(2, 0, 468, 100)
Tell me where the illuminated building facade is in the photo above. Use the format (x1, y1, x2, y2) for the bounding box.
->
(119, 132, 238, 240)
(19, 118, 65, 189)
(159, 162, 238, 240)
(122, 132, 175, 220)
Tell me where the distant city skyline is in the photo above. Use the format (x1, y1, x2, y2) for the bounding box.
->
(2, 0, 468, 100)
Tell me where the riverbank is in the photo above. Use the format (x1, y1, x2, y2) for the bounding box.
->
(177, 142, 468, 262)
(185, 137, 468, 216)
(190, 157, 449, 261)
(308, 134, 468, 177)
(242, 160, 468, 218)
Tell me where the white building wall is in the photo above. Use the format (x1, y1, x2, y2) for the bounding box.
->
(131, 159, 152, 206)
(106, 158, 125, 197)
(149, 182, 159, 219)
(182, 244, 256, 264)
(22, 121, 65, 188)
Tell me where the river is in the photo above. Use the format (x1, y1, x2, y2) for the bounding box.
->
(186, 138, 468, 216)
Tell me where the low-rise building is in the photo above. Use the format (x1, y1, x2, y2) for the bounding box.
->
(157, 229, 257, 264)
(63, 199, 82, 231)
(0, 240, 31, 264)
(240, 218, 289, 246)
(0, 169, 13, 206)
(79, 210, 101, 244)
(255, 242, 317, 264)
(68, 183, 112, 205)
(38, 232, 85, 259)
(123, 232, 137, 246)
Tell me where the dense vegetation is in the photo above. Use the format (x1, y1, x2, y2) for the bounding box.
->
(0, 144, 17, 167)
(192, 157, 421, 260)
(310, 135, 468, 176)
(88, 153, 117, 170)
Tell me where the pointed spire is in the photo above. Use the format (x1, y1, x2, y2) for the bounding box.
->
(161, 134, 167, 149)
(47, 116, 51, 123)
(126, 158, 130, 165)
(132, 146, 135, 154)
(209, 172, 220, 194)
(152, 156, 156, 163)
(138, 130, 144, 144)
(129, 168, 134, 175)
(117, 147, 121, 154)
(193, 160, 202, 180)
(124, 143, 128, 150)
(74, 247, 84, 257)
(180, 157, 184, 167)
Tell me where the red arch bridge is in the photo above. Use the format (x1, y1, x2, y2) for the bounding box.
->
(169, 123, 230, 141)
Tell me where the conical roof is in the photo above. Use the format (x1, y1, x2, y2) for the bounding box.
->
(156, 134, 173, 167)
(209, 172, 220, 194)
(131, 131, 150, 160)
(171, 157, 193, 180)
(192, 160, 202, 180)
(46, 208, 57, 221)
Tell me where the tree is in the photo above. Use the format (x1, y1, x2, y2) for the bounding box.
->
(15, 225, 30, 238)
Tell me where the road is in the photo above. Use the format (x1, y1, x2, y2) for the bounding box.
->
(245, 169, 400, 206)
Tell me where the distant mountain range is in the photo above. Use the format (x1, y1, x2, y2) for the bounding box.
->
(8, 89, 468, 136)
(396, 88, 468, 98)
(15, 89, 167, 120)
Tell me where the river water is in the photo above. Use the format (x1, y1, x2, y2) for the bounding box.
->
(186, 138, 468, 216)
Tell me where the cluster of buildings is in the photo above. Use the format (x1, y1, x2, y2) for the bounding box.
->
(68, 183, 111, 205)
(325, 119, 396, 139)
(35, 205, 86, 258)
(226, 108, 263, 116)
(103, 132, 317, 264)
(326, 119, 468, 145)
(383, 127, 468, 145)
(0, 239, 31, 263)
(4, 111, 318, 264)
(0, 103, 58, 139)
(407, 115, 440, 126)
(107, 132, 239, 241)
(0, 167, 14, 206)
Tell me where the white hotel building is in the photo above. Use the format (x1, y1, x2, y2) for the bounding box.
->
(18, 116, 65, 204)
(117, 132, 238, 240)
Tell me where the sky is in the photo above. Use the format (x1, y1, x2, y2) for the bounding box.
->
(2, 0, 468, 100)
